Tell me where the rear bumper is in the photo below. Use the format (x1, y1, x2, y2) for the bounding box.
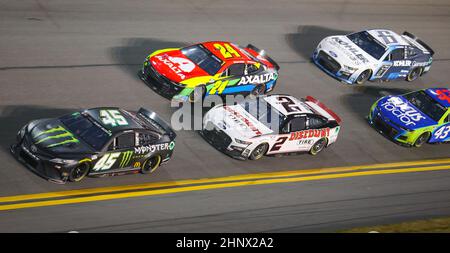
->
(10, 141, 67, 184)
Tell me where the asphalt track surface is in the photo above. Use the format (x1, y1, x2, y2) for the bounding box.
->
(0, 0, 449, 232)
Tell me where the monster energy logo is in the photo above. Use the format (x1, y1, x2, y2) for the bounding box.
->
(34, 125, 79, 148)
(119, 151, 133, 168)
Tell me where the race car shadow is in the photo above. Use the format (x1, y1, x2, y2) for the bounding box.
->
(285, 25, 352, 61)
(0, 105, 76, 154)
(341, 85, 414, 123)
(109, 37, 189, 96)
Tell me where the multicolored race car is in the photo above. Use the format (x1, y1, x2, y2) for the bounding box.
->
(368, 88, 450, 147)
(140, 41, 280, 102)
(11, 107, 176, 183)
(313, 29, 434, 85)
(201, 94, 341, 160)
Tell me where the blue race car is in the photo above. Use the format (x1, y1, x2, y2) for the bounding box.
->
(313, 29, 434, 85)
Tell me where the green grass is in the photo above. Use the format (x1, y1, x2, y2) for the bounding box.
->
(342, 217, 450, 233)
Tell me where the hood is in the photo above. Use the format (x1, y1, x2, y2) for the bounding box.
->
(28, 119, 93, 155)
(206, 105, 273, 140)
(321, 36, 376, 67)
(150, 49, 210, 82)
(377, 95, 437, 130)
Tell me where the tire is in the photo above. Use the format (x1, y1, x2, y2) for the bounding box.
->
(68, 163, 89, 182)
(413, 132, 430, 148)
(309, 138, 328, 155)
(249, 143, 269, 160)
(189, 85, 206, 103)
(406, 67, 422, 82)
(355, 70, 371, 85)
(250, 83, 266, 98)
(141, 155, 162, 174)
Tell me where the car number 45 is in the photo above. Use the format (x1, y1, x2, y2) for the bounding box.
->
(100, 110, 128, 127)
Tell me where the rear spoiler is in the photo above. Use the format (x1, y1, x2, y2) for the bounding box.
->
(245, 44, 280, 71)
(305, 96, 342, 124)
(137, 108, 176, 139)
(402, 31, 435, 56)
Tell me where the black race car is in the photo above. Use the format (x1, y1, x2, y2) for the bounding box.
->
(11, 107, 176, 183)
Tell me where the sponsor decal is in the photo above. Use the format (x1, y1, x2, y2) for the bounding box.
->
(381, 97, 426, 126)
(34, 125, 79, 148)
(155, 55, 194, 80)
(331, 37, 369, 64)
(297, 139, 314, 145)
(133, 162, 141, 168)
(393, 60, 412, 67)
(238, 73, 276, 85)
(436, 89, 450, 104)
(134, 142, 171, 155)
(289, 128, 331, 141)
(119, 151, 133, 168)
(223, 106, 262, 136)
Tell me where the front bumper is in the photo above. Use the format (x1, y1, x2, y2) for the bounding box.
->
(140, 61, 187, 100)
(199, 127, 249, 161)
(11, 136, 69, 184)
(312, 49, 357, 85)
(368, 106, 413, 146)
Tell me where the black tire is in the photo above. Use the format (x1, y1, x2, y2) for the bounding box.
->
(355, 70, 371, 85)
(249, 143, 269, 160)
(141, 155, 162, 174)
(189, 85, 206, 103)
(250, 83, 266, 98)
(68, 163, 89, 182)
(309, 138, 328, 155)
(413, 132, 430, 148)
(406, 67, 422, 82)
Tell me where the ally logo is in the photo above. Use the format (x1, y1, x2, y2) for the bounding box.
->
(34, 125, 79, 148)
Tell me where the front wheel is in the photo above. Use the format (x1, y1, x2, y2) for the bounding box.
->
(406, 67, 422, 82)
(141, 155, 162, 174)
(413, 132, 430, 148)
(68, 163, 90, 182)
(189, 85, 206, 103)
(249, 143, 269, 160)
(309, 138, 327, 155)
(355, 70, 371, 85)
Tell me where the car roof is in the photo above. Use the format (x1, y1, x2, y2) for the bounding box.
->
(201, 41, 253, 63)
(263, 95, 313, 116)
(425, 88, 450, 108)
(84, 107, 144, 133)
(366, 29, 410, 47)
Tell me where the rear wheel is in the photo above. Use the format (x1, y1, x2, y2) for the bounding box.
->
(68, 163, 89, 182)
(355, 70, 371, 85)
(249, 143, 269, 160)
(250, 83, 266, 98)
(309, 138, 327, 155)
(189, 85, 206, 103)
(141, 155, 162, 174)
(406, 67, 422, 82)
(413, 132, 430, 148)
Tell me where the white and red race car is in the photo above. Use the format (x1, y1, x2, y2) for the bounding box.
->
(201, 94, 342, 160)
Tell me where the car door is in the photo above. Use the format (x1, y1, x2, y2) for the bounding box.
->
(92, 131, 136, 173)
(383, 47, 409, 80)
(208, 63, 246, 95)
(268, 115, 307, 154)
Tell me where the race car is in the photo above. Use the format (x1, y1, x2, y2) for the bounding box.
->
(201, 94, 341, 160)
(368, 88, 450, 147)
(11, 107, 176, 183)
(313, 29, 434, 85)
(140, 41, 280, 102)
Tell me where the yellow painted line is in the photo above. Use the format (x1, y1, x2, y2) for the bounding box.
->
(1, 164, 450, 211)
(1, 158, 450, 203)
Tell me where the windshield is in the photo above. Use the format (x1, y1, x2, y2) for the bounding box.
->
(403, 91, 446, 122)
(240, 97, 284, 130)
(347, 31, 386, 60)
(60, 112, 110, 151)
(181, 45, 222, 75)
